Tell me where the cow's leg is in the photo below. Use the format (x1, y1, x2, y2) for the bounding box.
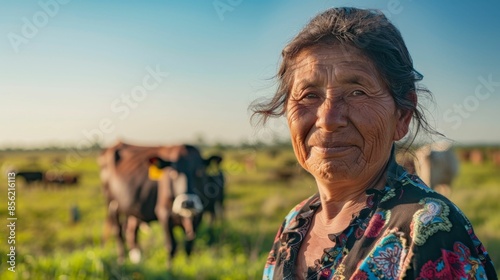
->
(209, 177, 225, 245)
(102, 215, 113, 246)
(183, 215, 202, 257)
(205, 210, 216, 245)
(156, 169, 178, 268)
(156, 205, 176, 269)
(102, 188, 112, 246)
(167, 217, 177, 263)
(182, 217, 195, 257)
(108, 200, 126, 264)
(126, 216, 141, 264)
(207, 201, 224, 246)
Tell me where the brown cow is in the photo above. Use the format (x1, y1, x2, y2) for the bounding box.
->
(45, 171, 80, 187)
(492, 150, 500, 166)
(98, 141, 224, 267)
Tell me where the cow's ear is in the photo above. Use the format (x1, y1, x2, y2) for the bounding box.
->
(204, 155, 223, 167)
(114, 149, 121, 164)
(149, 157, 173, 169)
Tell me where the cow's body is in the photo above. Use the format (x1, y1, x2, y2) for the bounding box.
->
(413, 142, 459, 196)
(98, 141, 223, 266)
(45, 172, 80, 187)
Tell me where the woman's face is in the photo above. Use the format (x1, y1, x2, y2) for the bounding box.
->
(286, 44, 410, 186)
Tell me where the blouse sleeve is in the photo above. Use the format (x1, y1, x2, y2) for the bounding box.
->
(263, 219, 286, 280)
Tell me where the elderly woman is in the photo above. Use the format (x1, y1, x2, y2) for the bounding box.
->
(252, 7, 497, 280)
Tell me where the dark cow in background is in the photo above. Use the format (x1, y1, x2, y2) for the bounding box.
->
(16, 171, 45, 186)
(200, 155, 225, 243)
(13, 170, 80, 188)
(98, 141, 224, 267)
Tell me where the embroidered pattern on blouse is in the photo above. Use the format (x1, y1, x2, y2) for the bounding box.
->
(412, 197, 452, 246)
(380, 187, 396, 203)
(352, 230, 408, 279)
(402, 175, 434, 193)
(364, 210, 390, 238)
(416, 241, 487, 280)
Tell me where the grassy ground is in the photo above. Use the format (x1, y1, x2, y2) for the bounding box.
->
(0, 148, 499, 279)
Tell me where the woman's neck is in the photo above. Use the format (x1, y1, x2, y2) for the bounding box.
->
(315, 168, 387, 222)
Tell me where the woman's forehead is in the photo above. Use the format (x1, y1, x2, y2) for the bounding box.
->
(292, 44, 375, 70)
(289, 45, 382, 84)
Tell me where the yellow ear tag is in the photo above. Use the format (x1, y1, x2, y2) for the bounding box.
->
(148, 165, 164, 181)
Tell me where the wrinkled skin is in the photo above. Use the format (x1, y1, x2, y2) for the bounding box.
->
(286, 44, 412, 196)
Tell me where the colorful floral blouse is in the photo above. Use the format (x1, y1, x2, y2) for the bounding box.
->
(263, 163, 497, 279)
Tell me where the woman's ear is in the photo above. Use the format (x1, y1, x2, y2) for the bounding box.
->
(394, 91, 417, 141)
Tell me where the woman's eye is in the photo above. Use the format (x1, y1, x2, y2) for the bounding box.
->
(292, 92, 320, 105)
(351, 90, 367, 97)
(303, 93, 319, 100)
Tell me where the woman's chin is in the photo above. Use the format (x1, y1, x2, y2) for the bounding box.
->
(308, 162, 361, 184)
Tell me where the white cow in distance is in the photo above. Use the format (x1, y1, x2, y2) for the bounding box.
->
(413, 141, 460, 197)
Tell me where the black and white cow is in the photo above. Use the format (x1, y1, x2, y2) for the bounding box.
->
(98, 141, 224, 267)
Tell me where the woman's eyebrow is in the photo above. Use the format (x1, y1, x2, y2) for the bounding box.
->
(293, 69, 326, 89)
(342, 75, 365, 85)
(293, 79, 319, 93)
(336, 71, 378, 88)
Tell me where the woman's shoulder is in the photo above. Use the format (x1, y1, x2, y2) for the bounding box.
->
(385, 172, 457, 206)
(382, 174, 497, 278)
(382, 172, 475, 235)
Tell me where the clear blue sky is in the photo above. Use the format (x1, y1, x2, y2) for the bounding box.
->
(1, 0, 499, 147)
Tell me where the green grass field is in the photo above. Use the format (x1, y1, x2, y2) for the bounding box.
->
(0, 147, 499, 279)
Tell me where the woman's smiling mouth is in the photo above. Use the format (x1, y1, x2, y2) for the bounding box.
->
(311, 144, 357, 156)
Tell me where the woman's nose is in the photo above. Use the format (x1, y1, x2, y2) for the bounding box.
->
(316, 97, 348, 132)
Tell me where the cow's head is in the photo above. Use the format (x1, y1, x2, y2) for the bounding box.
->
(148, 147, 224, 218)
(148, 152, 204, 218)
